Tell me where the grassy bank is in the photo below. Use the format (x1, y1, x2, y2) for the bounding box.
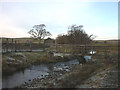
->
(18, 52, 117, 88)
(47, 55, 117, 88)
(46, 45, 118, 88)
(56, 63, 102, 88)
(2, 51, 75, 75)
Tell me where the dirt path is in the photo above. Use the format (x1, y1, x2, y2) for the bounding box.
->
(76, 65, 118, 88)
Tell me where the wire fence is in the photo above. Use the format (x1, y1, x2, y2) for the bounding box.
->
(2, 38, 115, 57)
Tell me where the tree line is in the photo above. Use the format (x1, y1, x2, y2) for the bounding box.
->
(28, 24, 95, 45)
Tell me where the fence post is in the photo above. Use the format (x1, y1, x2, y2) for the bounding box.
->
(104, 46, 109, 65)
(11, 39, 13, 52)
(15, 40, 16, 52)
(6, 38, 8, 52)
(30, 41, 32, 52)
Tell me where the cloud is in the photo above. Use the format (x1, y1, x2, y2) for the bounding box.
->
(0, 12, 30, 38)
(0, 25, 29, 38)
(84, 26, 118, 40)
(0, 1, 118, 40)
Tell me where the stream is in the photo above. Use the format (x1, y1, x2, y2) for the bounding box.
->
(2, 59, 79, 88)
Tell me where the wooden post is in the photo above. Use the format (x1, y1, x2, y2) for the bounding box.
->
(30, 42, 32, 52)
(104, 46, 108, 57)
(15, 40, 16, 52)
(83, 46, 85, 56)
(81, 46, 85, 63)
(104, 46, 109, 65)
(30, 41, 32, 52)
(11, 39, 13, 52)
(56, 44, 58, 52)
(6, 38, 8, 52)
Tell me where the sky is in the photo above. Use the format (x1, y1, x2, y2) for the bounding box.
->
(0, 0, 118, 40)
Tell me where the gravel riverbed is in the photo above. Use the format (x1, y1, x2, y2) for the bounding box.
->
(20, 64, 78, 88)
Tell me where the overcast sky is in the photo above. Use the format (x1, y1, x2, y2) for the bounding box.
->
(0, 0, 118, 40)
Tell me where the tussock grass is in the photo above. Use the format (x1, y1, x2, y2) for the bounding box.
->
(55, 50, 118, 88)
(2, 52, 75, 74)
(55, 62, 104, 88)
(2, 52, 47, 74)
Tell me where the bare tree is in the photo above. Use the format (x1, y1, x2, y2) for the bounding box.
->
(28, 24, 51, 43)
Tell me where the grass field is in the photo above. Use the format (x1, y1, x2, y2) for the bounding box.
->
(2, 38, 118, 74)
(2, 37, 119, 45)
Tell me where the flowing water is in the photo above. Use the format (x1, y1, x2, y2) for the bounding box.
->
(2, 59, 79, 88)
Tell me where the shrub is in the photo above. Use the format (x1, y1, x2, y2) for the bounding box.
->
(54, 56, 62, 61)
